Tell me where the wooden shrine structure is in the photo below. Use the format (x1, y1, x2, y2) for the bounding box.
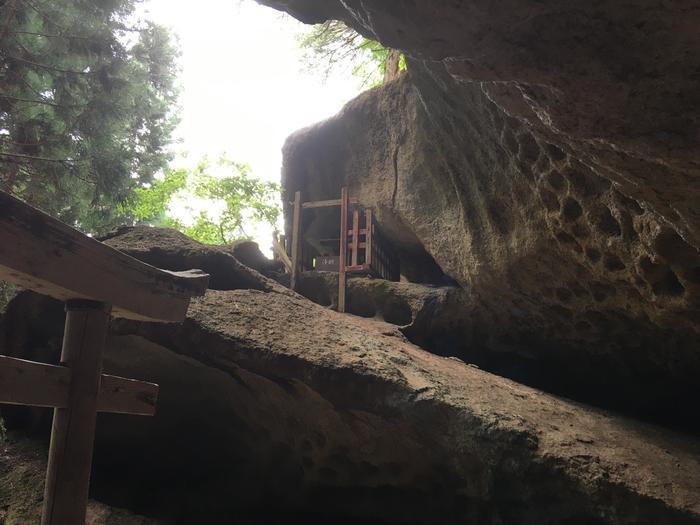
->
(274, 187, 399, 313)
(0, 191, 209, 525)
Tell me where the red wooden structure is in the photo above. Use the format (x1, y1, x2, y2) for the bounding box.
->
(280, 187, 399, 313)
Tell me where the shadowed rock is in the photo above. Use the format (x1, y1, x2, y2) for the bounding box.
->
(274, 59, 700, 430)
(1, 228, 699, 524)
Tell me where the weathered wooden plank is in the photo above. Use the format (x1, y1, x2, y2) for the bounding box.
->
(290, 191, 302, 291)
(365, 209, 373, 268)
(0, 191, 209, 323)
(98, 374, 158, 416)
(0, 355, 158, 416)
(338, 187, 348, 313)
(0, 355, 71, 408)
(351, 209, 359, 267)
(272, 236, 293, 273)
(345, 264, 370, 272)
(301, 197, 358, 209)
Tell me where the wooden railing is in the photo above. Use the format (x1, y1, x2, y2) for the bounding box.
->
(288, 187, 400, 313)
(0, 190, 209, 525)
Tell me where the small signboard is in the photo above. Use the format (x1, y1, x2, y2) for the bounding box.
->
(315, 256, 339, 272)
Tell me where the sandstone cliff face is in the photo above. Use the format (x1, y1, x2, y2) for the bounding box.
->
(2, 229, 700, 524)
(258, 2, 700, 427)
(260, 0, 700, 245)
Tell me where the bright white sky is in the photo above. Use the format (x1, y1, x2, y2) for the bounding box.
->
(139, 0, 364, 250)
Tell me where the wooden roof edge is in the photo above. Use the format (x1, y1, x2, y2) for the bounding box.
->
(0, 190, 210, 322)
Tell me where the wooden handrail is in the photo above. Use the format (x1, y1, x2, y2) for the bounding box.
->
(272, 235, 293, 273)
(300, 197, 358, 209)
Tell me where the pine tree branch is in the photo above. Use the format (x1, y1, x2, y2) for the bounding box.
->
(0, 92, 84, 108)
(0, 151, 78, 163)
(10, 30, 95, 40)
(17, 0, 71, 32)
(5, 54, 93, 75)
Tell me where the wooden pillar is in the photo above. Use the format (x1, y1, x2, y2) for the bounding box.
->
(290, 191, 302, 291)
(338, 187, 348, 313)
(365, 209, 373, 270)
(351, 208, 359, 267)
(42, 300, 111, 525)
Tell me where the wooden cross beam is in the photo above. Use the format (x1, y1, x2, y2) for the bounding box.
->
(0, 190, 209, 525)
(0, 355, 157, 416)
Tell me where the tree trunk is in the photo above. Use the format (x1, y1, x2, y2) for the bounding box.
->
(384, 49, 401, 83)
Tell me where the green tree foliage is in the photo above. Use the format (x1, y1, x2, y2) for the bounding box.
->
(122, 156, 281, 245)
(298, 20, 405, 87)
(0, 0, 180, 232)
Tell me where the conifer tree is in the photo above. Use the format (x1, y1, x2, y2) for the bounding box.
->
(0, 0, 180, 232)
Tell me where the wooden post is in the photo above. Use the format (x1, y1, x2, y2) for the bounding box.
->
(290, 191, 302, 291)
(272, 236, 293, 273)
(42, 300, 111, 525)
(365, 209, 373, 269)
(338, 187, 348, 313)
(351, 208, 359, 267)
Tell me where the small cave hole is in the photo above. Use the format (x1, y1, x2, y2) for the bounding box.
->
(561, 197, 583, 222)
(614, 190, 644, 215)
(638, 256, 685, 297)
(652, 229, 699, 266)
(347, 293, 376, 318)
(555, 231, 582, 253)
(539, 188, 559, 212)
(565, 168, 610, 198)
(684, 266, 700, 285)
(571, 223, 590, 239)
(603, 253, 626, 272)
(575, 320, 592, 332)
(518, 133, 541, 163)
(585, 247, 601, 263)
(487, 199, 512, 235)
(545, 171, 566, 192)
(382, 299, 413, 326)
(546, 143, 567, 162)
(590, 282, 615, 302)
(555, 287, 573, 303)
(591, 207, 621, 237)
(548, 304, 573, 321)
(652, 269, 685, 297)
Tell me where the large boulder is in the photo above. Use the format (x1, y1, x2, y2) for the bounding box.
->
(99, 226, 288, 293)
(257, 0, 700, 245)
(276, 67, 700, 427)
(1, 228, 699, 524)
(255, 0, 700, 428)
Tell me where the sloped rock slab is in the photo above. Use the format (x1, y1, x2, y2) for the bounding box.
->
(102, 288, 700, 524)
(1, 224, 699, 523)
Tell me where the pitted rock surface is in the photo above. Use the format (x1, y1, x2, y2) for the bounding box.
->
(276, 62, 700, 427)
